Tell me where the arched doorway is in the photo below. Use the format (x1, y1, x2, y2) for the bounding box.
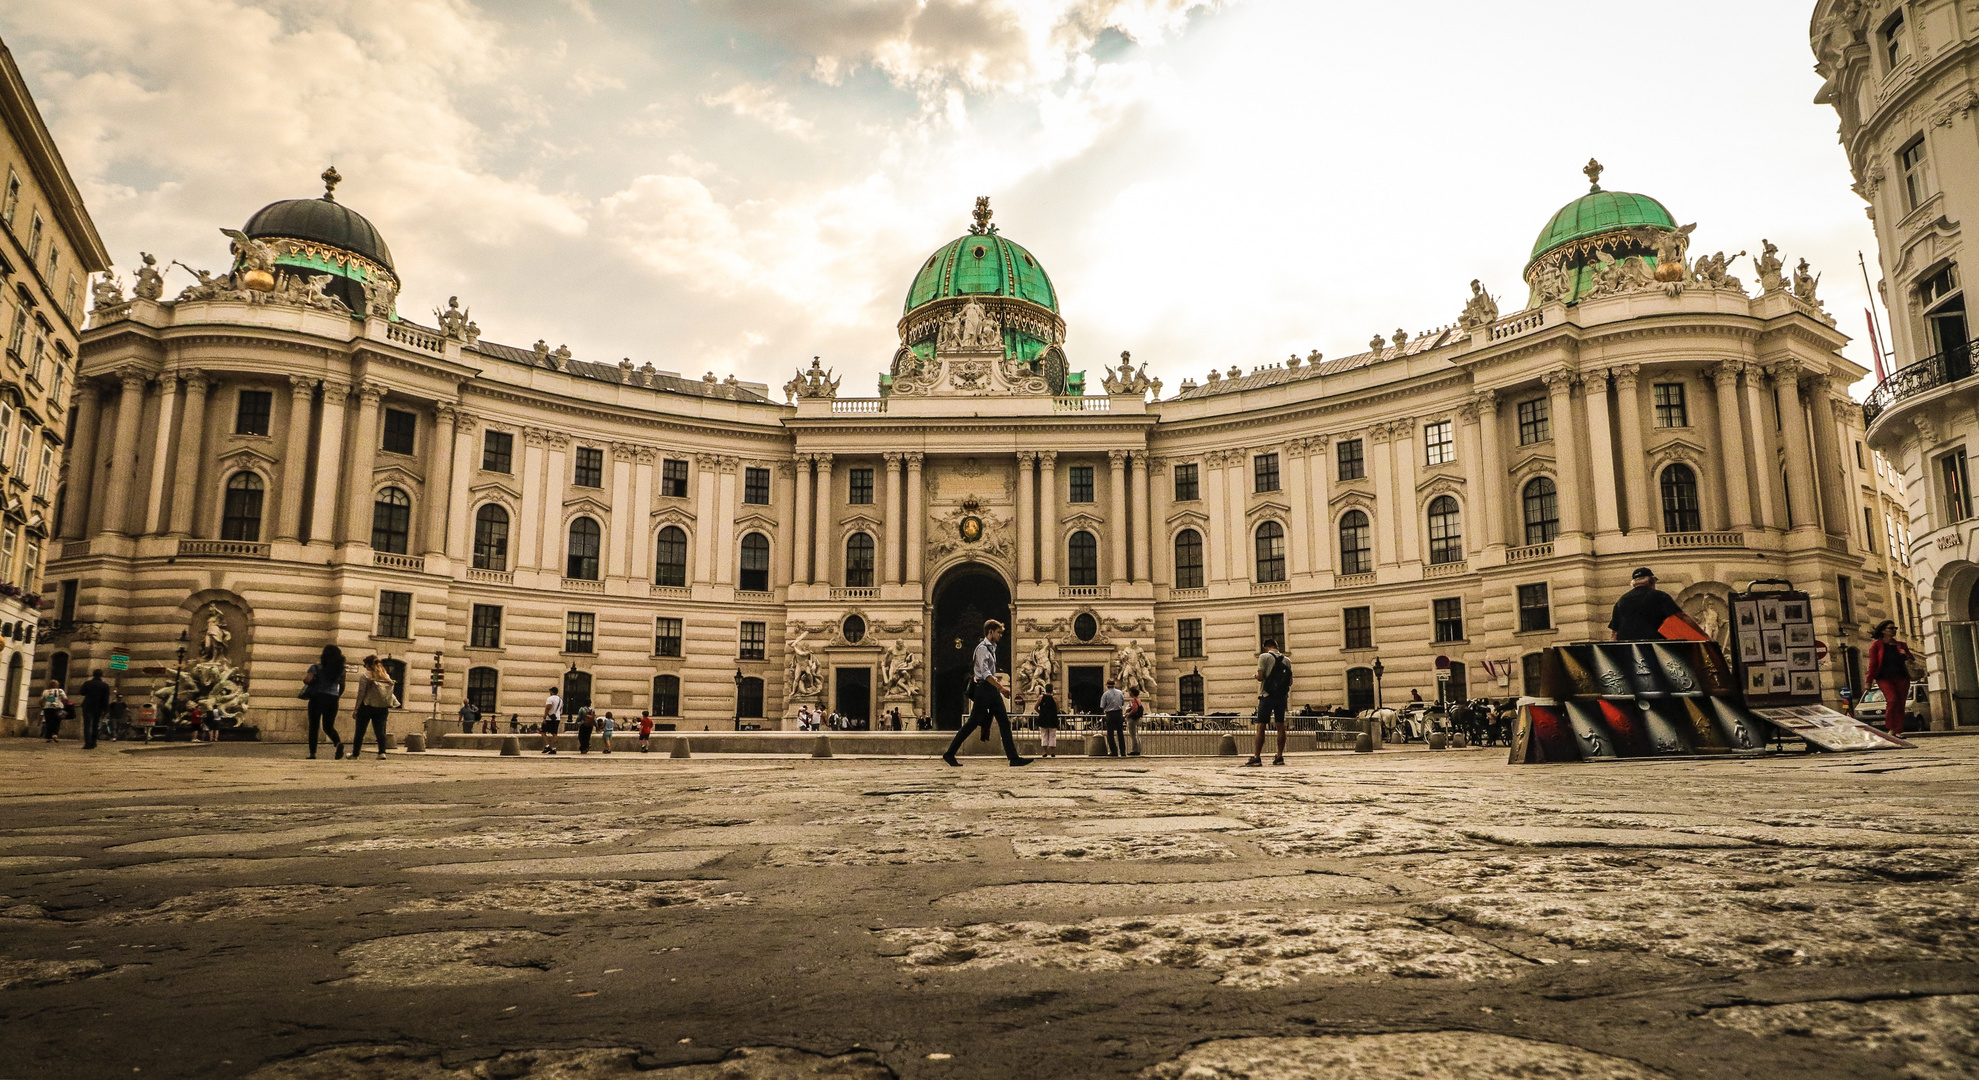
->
(930, 564, 1011, 729)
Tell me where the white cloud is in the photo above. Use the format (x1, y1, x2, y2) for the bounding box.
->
(701, 83, 815, 138)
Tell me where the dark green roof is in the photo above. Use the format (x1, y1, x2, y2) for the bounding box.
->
(245, 196, 394, 272)
(1529, 189, 1674, 262)
(903, 231, 1057, 316)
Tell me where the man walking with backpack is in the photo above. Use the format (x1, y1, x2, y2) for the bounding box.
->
(1244, 637, 1293, 767)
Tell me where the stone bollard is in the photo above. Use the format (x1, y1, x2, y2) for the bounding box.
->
(1452, 733, 1467, 749)
(670, 737, 692, 759)
(1354, 731, 1374, 753)
(499, 736, 521, 756)
(1217, 734, 1239, 756)
(1087, 733, 1107, 756)
(1428, 731, 1449, 750)
(811, 736, 832, 759)
(404, 733, 426, 753)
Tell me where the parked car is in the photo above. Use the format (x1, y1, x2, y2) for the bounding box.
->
(1851, 684, 1932, 728)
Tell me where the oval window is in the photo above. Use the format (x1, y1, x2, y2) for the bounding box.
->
(973, 245, 987, 259)
(843, 615, 866, 645)
(1073, 613, 1098, 642)
(1023, 254, 1034, 267)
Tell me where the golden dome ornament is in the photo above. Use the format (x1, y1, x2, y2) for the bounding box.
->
(240, 268, 276, 292)
(1654, 258, 1685, 283)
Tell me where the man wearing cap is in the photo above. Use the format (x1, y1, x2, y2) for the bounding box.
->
(1609, 567, 1684, 641)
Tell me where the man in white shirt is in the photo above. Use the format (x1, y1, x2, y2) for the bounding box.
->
(941, 619, 1031, 767)
(541, 687, 563, 754)
(1098, 678, 1127, 757)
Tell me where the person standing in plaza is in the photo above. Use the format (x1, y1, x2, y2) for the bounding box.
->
(508, 712, 519, 734)
(576, 706, 596, 753)
(638, 710, 654, 752)
(941, 619, 1030, 767)
(1033, 684, 1060, 758)
(351, 656, 396, 760)
(540, 687, 562, 754)
(1099, 677, 1126, 757)
(1868, 620, 1919, 736)
(457, 698, 480, 735)
(79, 669, 111, 750)
(301, 645, 347, 760)
(598, 711, 615, 753)
(40, 679, 70, 742)
(1609, 567, 1685, 641)
(1125, 686, 1146, 757)
(1244, 637, 1292, 767)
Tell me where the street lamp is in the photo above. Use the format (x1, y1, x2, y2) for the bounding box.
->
(428, 650, 443, 735)
(173, 631, 189, 727)
(732, 668, 744, 728)
(1372, 656, 1385, 710)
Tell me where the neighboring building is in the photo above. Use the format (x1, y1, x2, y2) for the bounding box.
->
(1815, 0, 1978, 727)
(50, 168, 1892, 738)
(0, 38, 110, 735)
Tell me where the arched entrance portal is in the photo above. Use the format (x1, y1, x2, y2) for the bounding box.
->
(930, 564, 1011, 729)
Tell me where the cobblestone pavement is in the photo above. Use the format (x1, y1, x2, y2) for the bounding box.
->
(4, 739, 1979, 1079)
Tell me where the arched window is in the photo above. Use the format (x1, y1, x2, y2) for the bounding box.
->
(371, 486, 411, 553)
(472, 504, 509, 570)
(1660, 464, 1702, 533)
(1346, 666, 1376, 712)
(566, 517, 601, 580)
(739, 532, 770, 592)
(1068, 531, 1098, 586)
(1427, 495, 1462, 564)
(1173, 529, 1204, 589)
(221, 472, 264, 542)
(737, 676, 765, 719)
(846, 532, 875, 588)
(1178, 673, 1204, 714)
(1522, 477, 1559, 546)
(652, 674, 680, 717)
(655, 525, 688, 587)
(1254, 520, 1286, 582)
(562, 669, 592, 713)
(1338, 510, 1372, 575)
(466, 666, 498, 713)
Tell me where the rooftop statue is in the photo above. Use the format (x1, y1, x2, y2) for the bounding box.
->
(172, 262, 234, 302)
(1792, 258, 1823, 306)
(1692, 250, 1746, 293)
(787, 356, 841, 401)
(1532, 257, 1571, 304)
(1100, 350, 1158, 397)
(435, 296, 473, 340)
(362, 275, 397, 319)
(132, 252, 165, 301)
(219, 228, 277, 277)
(90, 272, 124, 310)
(1754, 240, 1786, 293)
(1458, 279, 1499, 330)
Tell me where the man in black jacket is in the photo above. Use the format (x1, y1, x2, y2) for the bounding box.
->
(1609, 567, 1684, 641)
(79, 670, 112, 749)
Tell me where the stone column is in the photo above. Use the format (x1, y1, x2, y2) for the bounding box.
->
(606, 443, 634, 575)
(1311, 436, 1333, 572)
(343, 383, 385, 547)
(905, 452, 925, 585)
(1199, 451, 1224, 581)
(1772, 360, 1819, 531)
(1474, 392, 1506, 550)
(1149, 457, 1172, 582)
(142, 374, 181, 536)
(1542, 370, 1585, 536)
(1108, 449, 1129, 586)
(1611, 364, 1651, 534)
(1392, 419, 1420, 563)
(1713, 362, 1753, 530)
(423, 404, 458, 557)
(1583, 372, 1622, 535)
(165, 372, 209, 537)
(1016, 451, 1036, 584)
(1740, 370, 1783, 530)
(715, 456, 739, 586)
(1284, 440, 1310, 576)
(1037, 451, 1058, 583)
(517, 430, 548, 570)
(883, 451, 903, 586)
(307, 380, 349, 546)
(693, 453, 718, 584)
(276, 376, 314, 542)
(774, 457, 796, 589)
(631, 447, 656, 582)
(1454, 402, 1482, 556)
(99, 369, 149, 537)
(62, 381, 101, 540)
(1369, 427, 1398, 566)
(811, 452, 833, 587)
(1806, 375, 1851, 537)
(792, 453, 813, 584)
(445, 414, 476, 562)
(541, 432, 569, 569)
(1130, 450, 1151, 583)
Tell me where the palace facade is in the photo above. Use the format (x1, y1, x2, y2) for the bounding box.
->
(43, 166, 1895, 737)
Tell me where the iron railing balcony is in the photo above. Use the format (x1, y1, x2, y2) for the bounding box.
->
(1864, 341, 1974, 426)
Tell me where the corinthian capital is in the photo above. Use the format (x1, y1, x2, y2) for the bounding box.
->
(1107, 449, 1128, 467)
(288, 373, 317, 398)
(356, 382, 388, 405)
(1037, 450, 1057, 467)
(1609, 363, 1640, 390)
(1712, 360, 1745, 387)
(1129, 449, 1148, 468)
(1539, 367, 1579, 392)
(1766, 359, 1804, 383)
(1016, 450, 1037, 467)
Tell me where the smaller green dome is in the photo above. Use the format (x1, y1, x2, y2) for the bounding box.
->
(1530, 189, 1675, 261)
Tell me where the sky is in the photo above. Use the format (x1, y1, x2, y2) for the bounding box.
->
(0, 0, 1885, 397)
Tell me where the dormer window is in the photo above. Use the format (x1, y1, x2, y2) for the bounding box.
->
(1883, 9, 1907, 70)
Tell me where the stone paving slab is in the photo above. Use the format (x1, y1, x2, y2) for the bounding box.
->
(1457, 825, 1757, 848)
(402, 850, 732, 875)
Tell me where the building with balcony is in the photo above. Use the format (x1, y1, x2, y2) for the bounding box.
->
(45, 167, 1894, 738)
(0, 37, 109, 734)
(1815, 0, 1979, 726)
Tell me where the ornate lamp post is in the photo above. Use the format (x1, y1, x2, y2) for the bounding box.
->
(429, 651, 443, 736)
(1372, 656, 1385, 710)
(733, 668, 744, 727)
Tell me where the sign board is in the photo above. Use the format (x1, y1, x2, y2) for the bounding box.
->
(1752, 704, 1910, 752)
(1729, 581, 1821, 708)
(1434, 655, 1451, 670)
(109, 654, 129, 671)
(1815, 640, 1829, 662)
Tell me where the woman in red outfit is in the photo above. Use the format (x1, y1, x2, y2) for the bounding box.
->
(1867, 620, 1916, 736)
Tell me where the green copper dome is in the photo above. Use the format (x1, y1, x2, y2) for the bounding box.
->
(1530, 189, 1675, 261)
(903, 209, 1057, 316)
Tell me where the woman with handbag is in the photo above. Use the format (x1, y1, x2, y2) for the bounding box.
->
(351, 655, 398, 759)
(1868, 621, 1921, 736)
(300, 644, 347, 760)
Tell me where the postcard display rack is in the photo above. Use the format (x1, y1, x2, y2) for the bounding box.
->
(1512, 640, 1776, 763)
(1728, 581, 1911, 753)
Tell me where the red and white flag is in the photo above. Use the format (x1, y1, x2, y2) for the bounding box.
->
(1866, 309, 1887, 382)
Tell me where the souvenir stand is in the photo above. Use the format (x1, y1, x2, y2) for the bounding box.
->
(1728, 579, 1911, 752)
(1509, 638, 1772, 763)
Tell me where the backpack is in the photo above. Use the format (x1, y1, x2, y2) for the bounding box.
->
(1262, 652, 1293, 696)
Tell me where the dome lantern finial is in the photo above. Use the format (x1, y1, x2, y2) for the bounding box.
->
(321, 165, 342, 202)
(969, 195, 996, 236)
(1583, 157, 1603, 193)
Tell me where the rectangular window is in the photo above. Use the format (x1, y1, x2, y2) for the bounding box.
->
(481, 430, 513, 473)
(1337, 438, 1365, 481)
(1518, 583, 1551, 632)
(23, 540, 38, 592)
(1884, 9, 1907, 68)
(27, 212, 41, 261)
(1258, 613, 1285, 653)
(1177, 618, 1204, 659)
(1517, 398, 1550, 444)
(1423, 420, 1454, 466)
(1342, 606, 1372, 650)
(655, 616, 683, 658)
(1253, 452, 1280, 493)
(744, 466, 770, 504)
(469, 604, 503, 649)
(381, 408, 416, 455)
(1901, 136, 1930, 211)
(1173, 462, 1199, 501)
(0, 527, 15, 580)
(1433, 597, 1464, 643)
(6, 310, 22, 356)
(662, 458, 689, 498)
(1178, 674, 1204, 715)
(849, 467, 874, 504)
(1838, 575, 1855, 625)
(1864, 507, 1878, 553)
(466, 668, 498, 714)
(1, 170, 17, 227)
(1855, 441, 1866, 470)
(564, 612, 596, 654)
(653, 675, 680, 717)
(573, 446, 604, 488)
(1944, 449, 1973, 523)
(1652, 383, 1688, 428)
(234, 390, 272, 436)
(739, 620, 766, 660)
(1069, 464, 1094, 503)
(377, 591, 412, 639)
(58, 578, 77, 625)
(34, 444, 50, 497)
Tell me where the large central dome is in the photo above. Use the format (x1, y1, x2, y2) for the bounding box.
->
(889, 198, 1073, 393)
(902, 224, 1058, 316)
